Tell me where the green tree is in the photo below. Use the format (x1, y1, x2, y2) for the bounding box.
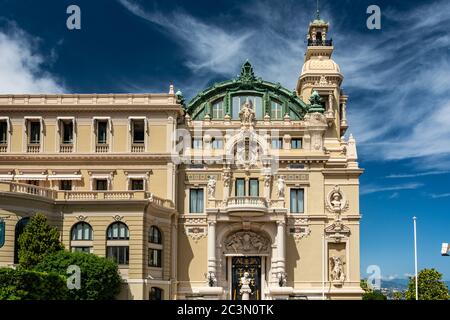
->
(34, 250, 122, 300)
(405, 268, 449, 300)
(392, 291, 404, 300)
(17, 213, 64, 269)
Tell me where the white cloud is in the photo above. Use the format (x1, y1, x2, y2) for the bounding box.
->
(430, 193, 450, 199)
(360, 183, 423, 195)
(0, 24, 65, 93)
(386, 170, 450, 179)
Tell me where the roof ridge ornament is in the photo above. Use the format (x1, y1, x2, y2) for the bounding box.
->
(237, 60, 257, 84)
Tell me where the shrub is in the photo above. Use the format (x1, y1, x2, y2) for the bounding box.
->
(34, 251, 122, 300)
(0, 268, 68, 300)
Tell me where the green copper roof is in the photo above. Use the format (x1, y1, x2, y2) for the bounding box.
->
(186, 61, 314, 120)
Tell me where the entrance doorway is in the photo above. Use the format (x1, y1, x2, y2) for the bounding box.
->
(231, 256, 261, 300)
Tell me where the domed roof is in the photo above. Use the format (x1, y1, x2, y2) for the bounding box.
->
(301, 57, 341, 75)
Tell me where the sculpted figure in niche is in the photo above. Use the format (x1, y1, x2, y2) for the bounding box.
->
(223, 172, 231, 188)
(330, 256, 346, 282)
(207, 176, 216, 199)
(277, 176, 285, 198)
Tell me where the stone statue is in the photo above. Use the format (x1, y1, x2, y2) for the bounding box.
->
(207, 176, 216, 199)
(325, 185, 349, 217)
(223, 172, 231, 188)
(239, 100, 255, 126)
(264, 174, 272, 188)
(277, 176, 285, 198)
(330, 256, 345, 282)
(239, 272, 252, 300)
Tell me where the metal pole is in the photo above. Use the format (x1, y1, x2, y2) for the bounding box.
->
(322, 233, 325, 300)
(413, 216, 418, 300)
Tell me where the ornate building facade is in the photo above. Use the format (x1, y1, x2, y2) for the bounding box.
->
(0, 15, 363, 300)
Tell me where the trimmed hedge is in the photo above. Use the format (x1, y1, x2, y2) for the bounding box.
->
(0, 268, 68, 300)
(34, 251, 122, 300)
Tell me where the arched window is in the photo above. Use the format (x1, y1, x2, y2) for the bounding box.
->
(148, 226, 163, 268)
(106, 222, 129, 266)
(149, 226, 162, 244)
(231, 95, 263, 120)
(149, 287, 163, 300)
(14, 217, 30, 264)
(71, 222, 93, 240)
(71, 222, 93, 253)
(107, 222, 129, 240)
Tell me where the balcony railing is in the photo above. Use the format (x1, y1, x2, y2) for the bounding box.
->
(8, 182, 56, 200)
(0, 182, 174, 210)
(60, 143, 73, 153)
(0, 144, 7, 152)
(222, 196, 269, 216)
(95, 143, 109, 153)
(307, 39, 333, 46)
(131, 143, 145, 153)
(27, 143, 40, 153)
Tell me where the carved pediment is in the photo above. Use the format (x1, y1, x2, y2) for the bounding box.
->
(325, 221, 350, 242)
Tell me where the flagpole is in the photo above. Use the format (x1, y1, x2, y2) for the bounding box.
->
(413, 216, 418, 300)
(322, 232, 325, 300)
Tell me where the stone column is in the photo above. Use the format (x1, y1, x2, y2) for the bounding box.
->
(328, 92, 334, 115)
(207, 221, 217, 276)
(277, 220, 286, 275)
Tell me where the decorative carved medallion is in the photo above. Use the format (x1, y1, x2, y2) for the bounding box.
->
(289, 218, 311, 242)
(76, 215, 87, 221)
(224, 231, 269, 254)
(325, 185, 349, 217)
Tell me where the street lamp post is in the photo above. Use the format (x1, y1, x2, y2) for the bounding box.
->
(413, 216, 418, 301)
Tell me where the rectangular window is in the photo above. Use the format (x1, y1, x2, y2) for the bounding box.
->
(95, 179, 108, 191)
(211, 138, 223, 149)
(60, 180, 72, 191)
(0, 121, 7, 144)
(192, 138, 203, 150)
(290, 189, 304, 213)
(132, 120, 145, 144)
(212, 101, 224, 119)
(97, 121, 108, 144)
(271, 138, 283, 149)
(249, 179, 259, 197)
(62, 121, 73, 144)
(235, 178, 245, 197)
(148, 248, 162, 268)
(271, 101, 283, 120)
(189, 188, 204, 213)
(291, 138, 303, 149)
(29, 121, 41, 144)
(107, 246, 129, 265)
(131, 179, 144, 191)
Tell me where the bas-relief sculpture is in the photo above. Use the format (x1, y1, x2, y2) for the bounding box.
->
(330, 256, 346, 283)
(224, 231, 269, 254)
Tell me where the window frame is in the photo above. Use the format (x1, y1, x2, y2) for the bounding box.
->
(189, 188, 204, 213)
(107, 246, 129, 266)
(71, 222, 93, 241)
(291, 138, 303, 149)
(290, 188, 305, 214)
(148, 248, 162, 268)
(107, 222, 130, 240)
(149, 226, 162, 244)
(271, 101, 283, 120)
(235, 178, 246, 197)
(271, 138, 283, 150)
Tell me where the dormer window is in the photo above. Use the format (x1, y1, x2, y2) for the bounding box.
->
(232, 96, 263, 120)
(271, 101, 283, 120)
(212, 100, 224, 119)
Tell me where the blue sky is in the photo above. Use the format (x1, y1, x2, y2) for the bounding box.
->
(0, 0, 449, 281)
